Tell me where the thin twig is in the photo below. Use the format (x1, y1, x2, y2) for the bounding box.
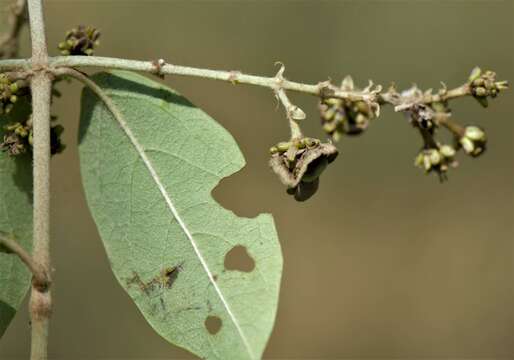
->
(0, 0, 27, 59)
(0, 234, 49, 286)
(275, 88, 304, 139)
(48, 56, 376, 101)
(0, 55, 478, 108)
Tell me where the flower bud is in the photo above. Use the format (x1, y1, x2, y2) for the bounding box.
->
(459, 126, 486, 157)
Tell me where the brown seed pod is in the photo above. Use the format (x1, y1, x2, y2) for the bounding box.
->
(269, 140, 338, 201)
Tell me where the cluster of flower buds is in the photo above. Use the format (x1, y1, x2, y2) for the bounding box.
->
(468, 67, 508, 108)
(58, 25, 100, 56)
(269, 137, 338, 201)
(0, 73, 29, 115)
(457, 125, 486, 157)
(415, 143, 457, 181)
(1, 117, 65, 156)
(319, 76, 380, 141)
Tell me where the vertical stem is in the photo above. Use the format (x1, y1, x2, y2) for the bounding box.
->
(27, 0, 47, 64)
(27, 1, 52, 359)
(29, 73, 52, 360)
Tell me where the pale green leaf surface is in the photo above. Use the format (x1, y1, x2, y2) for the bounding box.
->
(0, 100, 33, 338)
(78, 71, 283, 360)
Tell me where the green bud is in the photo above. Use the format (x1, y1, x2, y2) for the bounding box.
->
(355, 101, 369, 115)
(322, 122, 337, 133)
(460, 137, 474, 154)
(465, 126, 485, 141)
(484, 80, 494, 90)
(324, 98, 341, 106)
(428, 149, 441, 165)
(473, 87, 487, 97)
(423, 154, 431, 171)
(440, 145, 456, 158)
(322, 107, 336, 121)
(277, 142, 291, 152)
(355, 113, 367, 126)
(9, 95, 17, 103)
(9, 82, 18, 93)
(472, 78, 485, 87)
(295, 140, 306, 150)
(302, 137, 319, 148)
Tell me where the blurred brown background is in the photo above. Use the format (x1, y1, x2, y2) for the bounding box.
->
(0, 0, 513, 359)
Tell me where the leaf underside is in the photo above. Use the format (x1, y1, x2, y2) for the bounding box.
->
(78, 71, 283, 360)
(0, 99, 33, 338)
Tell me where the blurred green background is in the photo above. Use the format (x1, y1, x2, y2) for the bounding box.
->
(0, 0, 513, 359)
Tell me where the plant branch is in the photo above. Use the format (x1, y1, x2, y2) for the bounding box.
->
(0, 55, 483, 110)
(275, 88, 304, 139)
(27, 0, 52, 359)
(0, 234, 49, 287)
(27, 0, 46, 65)
(47, 56, 376, 101)
(0, 0, 27, 59)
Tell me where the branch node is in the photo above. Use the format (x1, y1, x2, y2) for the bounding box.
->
(151, 58, 166, 79)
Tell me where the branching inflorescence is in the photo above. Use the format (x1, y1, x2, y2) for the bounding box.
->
(0, 22, 509, 199)
(0, 21, 509, 197)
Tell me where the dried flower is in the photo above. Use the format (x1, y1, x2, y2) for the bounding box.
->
(319, 76, 380, 141)
(58, 25, 100, 56)
(1, 116, 66, 156)
(415, 143, 458, 181)
(468, 67, 508, 108)
(269, 138, 338, 201)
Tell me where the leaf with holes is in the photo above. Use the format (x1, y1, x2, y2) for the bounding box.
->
(0, 99, 33, 338)
(78, 71, 283, 360)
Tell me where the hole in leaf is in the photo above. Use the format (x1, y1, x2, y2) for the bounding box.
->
(224, 245, 255, 272)
(205, 315, 222, 335)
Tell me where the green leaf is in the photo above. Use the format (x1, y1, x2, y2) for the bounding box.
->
(0, 100, 33, 338)
(78, 71, 283, 360)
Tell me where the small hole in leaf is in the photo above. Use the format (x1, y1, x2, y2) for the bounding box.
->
(205, 315, 222, 335)
(224, 245, 255, 272)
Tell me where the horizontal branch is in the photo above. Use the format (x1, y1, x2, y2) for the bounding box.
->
(47, 56, 376, 101)
(0, 234, 49, 288)
(0, 56, 489, 110)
